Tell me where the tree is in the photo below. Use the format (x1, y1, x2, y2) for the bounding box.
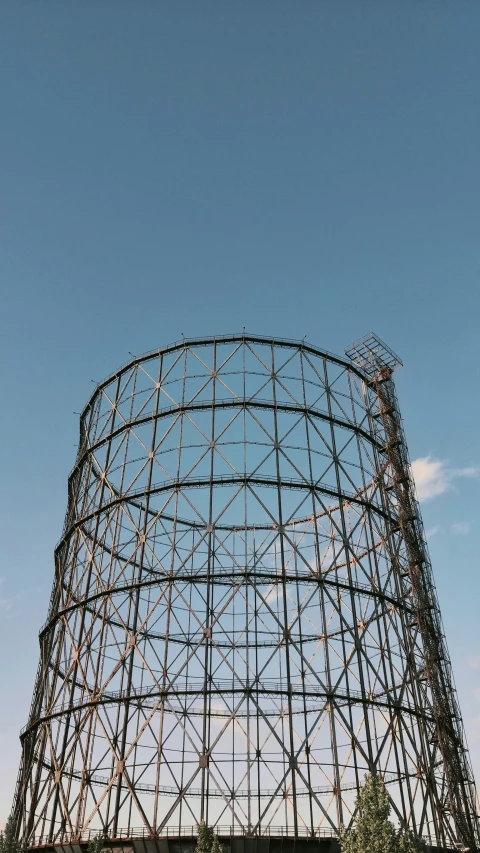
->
(195, 822, 224, 853)
(398, 829, 426, 853)
(0, 817, 22, 853)
(195, 821, 214, 853)
(211, 834, 224, 853)
(87, 836, 105, 853)
(340, 774, 425, 853)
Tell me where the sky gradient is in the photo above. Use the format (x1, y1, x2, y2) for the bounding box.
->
(1, 0, 480, 825)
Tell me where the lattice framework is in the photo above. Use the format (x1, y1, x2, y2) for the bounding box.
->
(13, 334, 479, 852)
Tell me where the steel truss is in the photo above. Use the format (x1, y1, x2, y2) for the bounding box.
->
(13, 333, 479, 851)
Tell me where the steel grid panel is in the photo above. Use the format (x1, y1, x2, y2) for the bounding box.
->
(14, 335, 479, 851)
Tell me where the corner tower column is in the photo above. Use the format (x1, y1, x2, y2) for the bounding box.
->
(345, 333, 480, 853)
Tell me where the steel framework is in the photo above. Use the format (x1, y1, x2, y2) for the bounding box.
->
(13, 333, 479, 852)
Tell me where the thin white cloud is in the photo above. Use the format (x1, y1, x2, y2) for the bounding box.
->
(452, 521, 471, 535)
(0, 585, 23, 619)
(411, 456, 478, 502)
(425, 526, 439, 540)
(468, 658, 480, 671)
(0, 601, 24, 618)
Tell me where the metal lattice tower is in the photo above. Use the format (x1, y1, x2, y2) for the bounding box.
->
(14, 333, 479, 852)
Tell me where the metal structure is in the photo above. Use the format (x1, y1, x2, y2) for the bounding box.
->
(14, 333, 479, 853)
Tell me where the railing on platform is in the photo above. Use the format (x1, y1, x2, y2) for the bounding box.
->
(26, 823, 439, 849)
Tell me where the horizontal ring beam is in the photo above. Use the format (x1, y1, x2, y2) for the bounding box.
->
(22, 682, 433, 739)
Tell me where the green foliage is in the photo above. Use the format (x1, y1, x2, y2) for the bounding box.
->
(398, 829, 426, 853)
(340, 774, 425, 853)
(196, 821, 214, 853)
(195, 822, 223, 853)
(87, 836, 105, 853)
(0, 817, 22, 853)
(210, 835, 224, 853)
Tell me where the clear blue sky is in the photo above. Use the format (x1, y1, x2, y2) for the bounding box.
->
(1, 0, 480, 824)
